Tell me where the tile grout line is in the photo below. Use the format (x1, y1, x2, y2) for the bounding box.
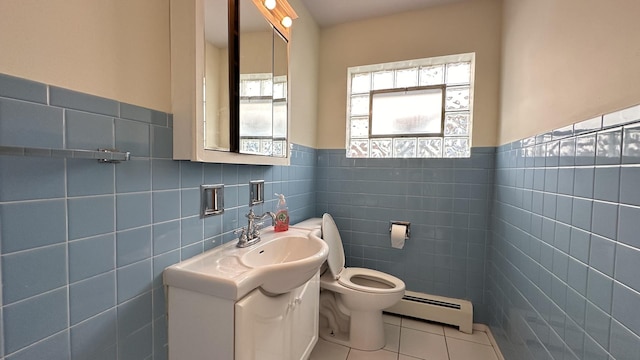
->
(443, 332, 452, 360)
(397, 322, 403, 359)
(62, 107, 71, 357)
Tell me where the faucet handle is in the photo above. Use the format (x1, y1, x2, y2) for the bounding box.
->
(251, 221, 264, 237)
(234, 227, 247, 242)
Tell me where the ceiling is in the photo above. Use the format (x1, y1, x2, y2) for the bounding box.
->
(299, 0, 468, 27)
(205, 0, 467, 45)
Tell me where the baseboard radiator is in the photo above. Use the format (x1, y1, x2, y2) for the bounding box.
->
(385, 290, 473, 334)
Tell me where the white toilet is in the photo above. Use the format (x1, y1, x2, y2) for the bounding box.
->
(309, 214, 406, 351)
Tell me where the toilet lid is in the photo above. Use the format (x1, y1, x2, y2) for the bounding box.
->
(322, 213, 345, 279)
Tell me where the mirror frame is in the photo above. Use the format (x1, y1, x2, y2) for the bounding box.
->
(228, 0, 240, 152)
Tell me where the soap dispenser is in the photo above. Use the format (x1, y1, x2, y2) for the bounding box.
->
(274, 193, 289, 232)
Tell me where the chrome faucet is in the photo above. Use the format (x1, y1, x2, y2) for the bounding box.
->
(235, 208, 276, 247)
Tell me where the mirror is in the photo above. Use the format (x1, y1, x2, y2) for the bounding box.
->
(203, 0, 289, 157)
(272, 31, 288, 157)
(236, 0, 289, 157)
(204, 0, 231, 151)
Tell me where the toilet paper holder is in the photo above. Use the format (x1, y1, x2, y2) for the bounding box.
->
(389, 221, 411, 240)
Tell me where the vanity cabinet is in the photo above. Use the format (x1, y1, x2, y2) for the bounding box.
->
(235, 273, 319, 360)
(167, 272, 320, 360)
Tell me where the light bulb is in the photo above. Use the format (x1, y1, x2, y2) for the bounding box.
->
(264, 0, 276, 10)
(281, 16, 292, 28)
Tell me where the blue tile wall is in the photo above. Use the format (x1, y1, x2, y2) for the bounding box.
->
(488, 108, 640, 360)
(315, 147, 495, 323)
(0, 73, 316, 359)
(5, 69, 639, 360)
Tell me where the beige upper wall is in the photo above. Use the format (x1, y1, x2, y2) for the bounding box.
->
(499, 0, 640, 145)
(316, 0, 502, 149)
(0, 0, 171, 113)
(0, 0, 319, 148)
(5, 0, 638, 149)
(288, 0, 320, 149)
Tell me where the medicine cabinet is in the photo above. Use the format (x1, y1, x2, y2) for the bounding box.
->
(170, 0, 296, 165)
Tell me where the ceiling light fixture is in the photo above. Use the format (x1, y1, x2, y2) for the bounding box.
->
(264, 0, 276, 10)
(281, 16, 292, 28)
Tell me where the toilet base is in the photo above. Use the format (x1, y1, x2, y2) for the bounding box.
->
(318, 324, 350, 347)
(318, 309, 386, 351)
(348, 310, 386, 351)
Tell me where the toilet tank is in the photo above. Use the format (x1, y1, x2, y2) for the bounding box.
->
(290, 218, 322, 230)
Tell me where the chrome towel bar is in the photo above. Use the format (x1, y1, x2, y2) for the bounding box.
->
(0, 145, 130, 163)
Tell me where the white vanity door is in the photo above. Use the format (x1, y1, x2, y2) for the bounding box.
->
(290, 274, 320, 360)
(234, 272, 320, 360)
(235, 288, 291, 360)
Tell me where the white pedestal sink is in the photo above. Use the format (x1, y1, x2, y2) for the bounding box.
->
(163, 227, 329, 360)
(239, 234, 328, 295)
(164, 228, 328, 300)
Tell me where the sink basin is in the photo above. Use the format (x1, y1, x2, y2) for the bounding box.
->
(163, 228, 328, 300)
(240, 235, 328, 294)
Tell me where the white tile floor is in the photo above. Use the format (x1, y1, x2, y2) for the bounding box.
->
(309, 314, 502, 360)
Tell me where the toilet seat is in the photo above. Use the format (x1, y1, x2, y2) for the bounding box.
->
(321, 214, 403, 294)
(338, 267, 404, 294)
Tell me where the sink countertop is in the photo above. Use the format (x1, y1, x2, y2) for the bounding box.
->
(163, 227, 317, 300)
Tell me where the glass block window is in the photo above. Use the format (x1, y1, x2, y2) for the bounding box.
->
(346, 53, 474, 158)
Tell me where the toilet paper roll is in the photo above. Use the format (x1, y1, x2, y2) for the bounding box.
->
(390, 224, 406, 249)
